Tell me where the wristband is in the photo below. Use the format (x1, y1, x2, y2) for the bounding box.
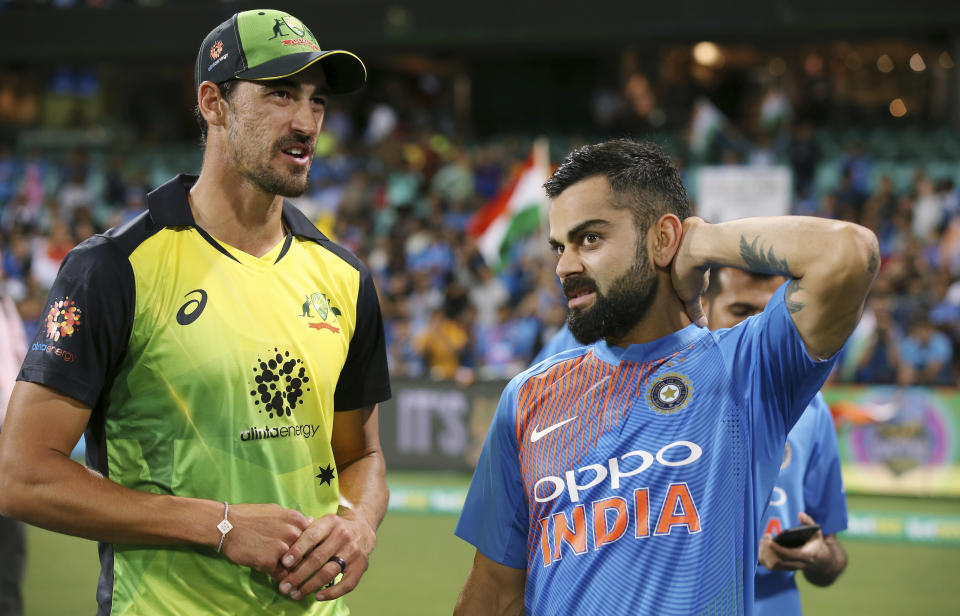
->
(216, 501, 233, 553)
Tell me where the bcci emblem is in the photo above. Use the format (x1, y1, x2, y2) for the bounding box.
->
(209, 40, 223, 60)
(647, 373, 693, 415)
(282, 16, 306, 37)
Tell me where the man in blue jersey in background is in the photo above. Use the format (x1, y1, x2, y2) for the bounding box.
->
(453, 139, 877, 615)
(703, 267, 848, 615)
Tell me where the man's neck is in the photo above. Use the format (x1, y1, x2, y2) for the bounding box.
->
(607, 284, 693, 348)
(188, 161, 286, 258)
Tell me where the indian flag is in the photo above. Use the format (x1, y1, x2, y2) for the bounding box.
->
(468, 138, 550, 270)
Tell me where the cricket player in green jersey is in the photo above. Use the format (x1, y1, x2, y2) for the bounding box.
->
(0, 10, 390, 615)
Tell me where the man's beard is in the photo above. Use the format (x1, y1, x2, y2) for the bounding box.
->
(564, 245, 658, 345)
(228, 123, 311, 198)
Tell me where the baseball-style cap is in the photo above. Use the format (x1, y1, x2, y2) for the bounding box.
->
(195, 9, 367, 94)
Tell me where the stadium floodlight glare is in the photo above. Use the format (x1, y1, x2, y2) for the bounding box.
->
(693, 41, 722, 67)
(889, 98, 907, 118)
(877, 54, 895, 73)
(909, 53, 927, 72)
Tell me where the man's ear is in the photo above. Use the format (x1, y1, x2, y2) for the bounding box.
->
(649, 213, 683, 268)
(197, 81, 230, 130)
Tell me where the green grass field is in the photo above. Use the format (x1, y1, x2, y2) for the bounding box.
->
(21, 480, 960, 615)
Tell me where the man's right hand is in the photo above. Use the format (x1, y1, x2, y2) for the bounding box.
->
(220, 504, 311, 580)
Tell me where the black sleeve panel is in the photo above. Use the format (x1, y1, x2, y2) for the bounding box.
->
(333, 260, 392, 412)
(17, 235, 136, 408)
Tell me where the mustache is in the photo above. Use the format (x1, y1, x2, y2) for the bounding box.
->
(562, 276, 598, 299)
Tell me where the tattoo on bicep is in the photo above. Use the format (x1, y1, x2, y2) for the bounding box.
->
(739, 235, 793, 276)
(785, 279, 805, 314)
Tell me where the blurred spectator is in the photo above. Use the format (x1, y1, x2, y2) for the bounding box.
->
(414, 307, 469, 380)
(468, 262, 509, 327)
(913, 176, 947, 242)
(57, 148, 93, 225)
(832, 168, 866, 223)
(431, 148, 474, 203)
(898, 314, 953, 386)
(29, 219, 74, 290)
(853, 295, 901, 384)
(788, 121, 819, 198)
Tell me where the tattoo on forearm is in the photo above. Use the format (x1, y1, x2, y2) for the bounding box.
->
(785, 279, 805, 314)
(867, 236, 880, 275)
(739, 235, 792, 276)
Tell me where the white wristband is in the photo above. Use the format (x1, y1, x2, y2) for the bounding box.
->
(216, 501, 233, 553)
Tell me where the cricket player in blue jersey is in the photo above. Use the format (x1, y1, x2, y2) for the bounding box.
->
(453, 139, 877, 615)
(703, 267, 848, 615)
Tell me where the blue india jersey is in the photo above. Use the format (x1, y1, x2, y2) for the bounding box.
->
(754, 393, 848, 616)
(455, 283, 837, 615)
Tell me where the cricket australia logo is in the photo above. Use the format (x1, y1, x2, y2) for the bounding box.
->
(647, 373, 693, 415)
(282, 16, 306, 37)
(299, 291, 342, 333)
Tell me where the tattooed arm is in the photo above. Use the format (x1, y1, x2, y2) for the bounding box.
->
(671, 216, 879, 359)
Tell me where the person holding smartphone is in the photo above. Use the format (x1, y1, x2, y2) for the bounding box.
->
(703, 267, 848, 616)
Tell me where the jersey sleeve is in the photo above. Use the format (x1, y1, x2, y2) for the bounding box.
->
(17, 237, 134, 408)
(802, 394, 848, 536)
(333, 262, 391, 411)
(454, 377, 528, 569)
(716, 282, 839, 460)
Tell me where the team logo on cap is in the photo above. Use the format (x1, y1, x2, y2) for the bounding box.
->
(209, 40, 223, 60)
(282, 16, 306, 37)
(647, 373, 693, 415)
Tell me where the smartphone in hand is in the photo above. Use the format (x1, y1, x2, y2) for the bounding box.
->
(773, 524, 820, 548)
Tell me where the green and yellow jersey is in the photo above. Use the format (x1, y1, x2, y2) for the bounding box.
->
(18, 175, 391, 615)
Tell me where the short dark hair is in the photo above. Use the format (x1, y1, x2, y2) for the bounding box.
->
(543, 139, 691, 233)
(194, 80, 238, 144)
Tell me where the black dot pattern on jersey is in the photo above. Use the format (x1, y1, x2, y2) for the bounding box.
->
(249, 348, 311, 418)
(727, 411, 742, 480)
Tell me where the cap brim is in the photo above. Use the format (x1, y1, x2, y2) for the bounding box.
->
(237, 50, 367, 94)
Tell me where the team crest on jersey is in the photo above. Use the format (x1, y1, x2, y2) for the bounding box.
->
(299, 291, 341, 333)
(780, 442, 793, 470)
(647, 373, 693, 415)
(43, 296, 82, 341)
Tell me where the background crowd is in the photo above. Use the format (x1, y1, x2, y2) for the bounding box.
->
(1, 55, 958, 388)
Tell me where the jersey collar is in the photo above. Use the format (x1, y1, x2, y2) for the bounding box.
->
(591, 322, 708, 365)
(146, 174, 327, 242)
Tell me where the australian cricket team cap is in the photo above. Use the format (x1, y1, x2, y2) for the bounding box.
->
(195, 9, 367, 94)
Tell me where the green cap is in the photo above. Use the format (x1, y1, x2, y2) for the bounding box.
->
(195, 9, 366, 94)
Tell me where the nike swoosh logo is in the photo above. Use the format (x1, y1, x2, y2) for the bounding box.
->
(530, 416, 578, 443)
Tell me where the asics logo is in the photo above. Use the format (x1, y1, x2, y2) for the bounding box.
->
(530, 416, 578, 443)
(177, 289, 208, 326)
